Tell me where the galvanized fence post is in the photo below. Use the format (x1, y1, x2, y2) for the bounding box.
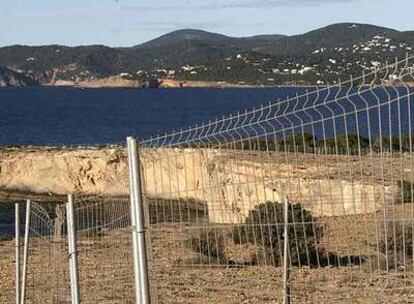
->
(15, 203, 20, 304)
(20, 200, 31, 304)
(127, 136, 151, 304)
(67, 194, 80, 304)
(283, 196, 290, 304)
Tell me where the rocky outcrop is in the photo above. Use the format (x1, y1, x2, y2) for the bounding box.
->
(0, 67, 38, 87)
(159, 79, 255, 88)
(0, 147, 128, 196)
(0, 147, 403, 223)
(141, 148, 401, 222)
(48, 76, 144, 88)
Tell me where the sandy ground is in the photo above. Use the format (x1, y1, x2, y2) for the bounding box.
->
(2, 203, 414, 303)
(0, 238, 15, 303)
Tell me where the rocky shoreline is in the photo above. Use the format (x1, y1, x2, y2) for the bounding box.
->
(0, 66, 39, 87)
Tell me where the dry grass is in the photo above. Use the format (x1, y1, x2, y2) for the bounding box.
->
(2, 212, 414, 303)
(2, 197, 414, 303)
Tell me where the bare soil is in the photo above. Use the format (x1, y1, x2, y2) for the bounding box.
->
(2, 204, 414, 304)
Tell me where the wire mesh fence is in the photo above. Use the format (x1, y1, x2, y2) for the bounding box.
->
(18, 195, 140, 304)
(0, 203, 17, 304)
(25, 201, 70, 303)
(4, 54, 414, 303)
(70, 194, 136, 303)
(137, 54, 414, 303)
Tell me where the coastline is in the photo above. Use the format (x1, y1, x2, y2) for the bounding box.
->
(10, 77, 414, 89)
(42, 76, 318, 89)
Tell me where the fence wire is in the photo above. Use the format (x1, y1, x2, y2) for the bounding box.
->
(22, 195, 140, 303)
(137, 54, 414, 303)
(26, 201, 70, 303)
(70, 194, 136, 303)
(0, 203, 16, 304)
(5, 54, 414, 303)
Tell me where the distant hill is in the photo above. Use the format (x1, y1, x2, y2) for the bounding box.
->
(0, 23, 413, 86)
(0, 45, 124, 79)
(0, 30, 285, 79)
(135, 29, 284, 50)
(121, 29, 285, 69)
(255, 23, 414, 58)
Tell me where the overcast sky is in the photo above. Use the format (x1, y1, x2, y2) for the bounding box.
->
(0, 0, 412, 47)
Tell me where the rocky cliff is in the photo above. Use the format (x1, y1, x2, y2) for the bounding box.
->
(0, 67, 38, 87)
(0, 147, 403, 223)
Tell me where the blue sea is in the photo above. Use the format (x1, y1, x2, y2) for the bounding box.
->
(1, 86, 413, 146)
(0, 87, 309, 146)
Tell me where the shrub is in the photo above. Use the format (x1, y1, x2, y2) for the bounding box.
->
(373, 222, 414, 270)
(77, 227, 103, 238)
(147, 198, 208, 224)
(280, 133, 316, 152)
(379, 222, 414, 257)
(321, 134, 369, 153)
(372, 135, 413, 152)
(185, 227, 226, 260)
(398, 181, 414, 204)
(232, 201, 323, 266)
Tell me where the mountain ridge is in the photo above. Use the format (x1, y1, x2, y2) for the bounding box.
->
(0, 23, 413, 87)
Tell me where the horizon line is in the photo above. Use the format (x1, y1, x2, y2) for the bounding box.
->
(0, 21, 408, 49)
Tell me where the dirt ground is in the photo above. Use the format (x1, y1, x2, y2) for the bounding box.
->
(2, 205, 414, 304)
(0, 238, 15, 304)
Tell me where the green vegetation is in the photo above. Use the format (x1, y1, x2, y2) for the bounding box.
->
(185, 201, 324, 267)
(232, 201, 323, 266)
(77, 227, 104, 238)
(378, 222, 414, 269)
(188, 133, 409, 154)
(147, 198, 208, 224)
(185, 227, 226, 261)
(373, 135, 414, 152)
(398, 181, 414, 204)
(180, 132, 414, 157)
(1, 23, 413, 85)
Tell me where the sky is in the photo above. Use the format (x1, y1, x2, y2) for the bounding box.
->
(0, 0, 413, 47)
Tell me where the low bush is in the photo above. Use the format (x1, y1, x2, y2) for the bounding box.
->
(184, 202, 324, 267)
(77, 227, 103, 238)
(379, 222, 414, 258)
(371, 222, 414, 270)
(185, 227, 226, 260)
(232, 201, 323, 266)
(147, 198, 208, 224)
(398, 181, 414, 204)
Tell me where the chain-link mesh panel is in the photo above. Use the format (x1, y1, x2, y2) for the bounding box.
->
(72, 194, 136, 303)
(138, 55, 414, 303)
(26, 201, 70, 303)
(0, 203, 16, 304)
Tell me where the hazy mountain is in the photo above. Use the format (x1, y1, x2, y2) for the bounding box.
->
(0, 30, 285, 78)
(120, 29, 285, 68)
(255, 23, 404, 57)
(0, 23, 412, 86)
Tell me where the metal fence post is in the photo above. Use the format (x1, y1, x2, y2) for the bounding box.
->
(67, 194, 80, 304)
(20, 200, 30, 304)
(127, 136, 151, 304)
(128, 137, 142, 303)
(15, 203, 20, 304)
(283, 196, 290, 304)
